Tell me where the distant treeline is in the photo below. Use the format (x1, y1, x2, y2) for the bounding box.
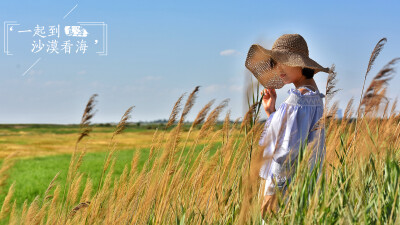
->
(0, 118, 387, 131)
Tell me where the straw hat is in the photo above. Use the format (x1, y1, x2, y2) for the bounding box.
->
(245, 34, 332, 89)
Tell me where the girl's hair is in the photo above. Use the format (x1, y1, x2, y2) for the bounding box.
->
(268, 58, 315, 79)
(302, 67, 315, 79)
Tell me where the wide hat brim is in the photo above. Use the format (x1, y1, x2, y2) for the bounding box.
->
(245, 44, 331, 89)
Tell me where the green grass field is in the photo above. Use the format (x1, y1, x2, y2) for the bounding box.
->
(1, 149, 137, 208)
(0, 124, 222, 211)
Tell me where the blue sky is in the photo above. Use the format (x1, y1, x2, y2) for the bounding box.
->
(0, 0, 399, 123)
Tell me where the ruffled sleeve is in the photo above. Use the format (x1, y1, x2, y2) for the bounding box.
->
(259, 88, 324, 195)
(259, 111, 276, 146)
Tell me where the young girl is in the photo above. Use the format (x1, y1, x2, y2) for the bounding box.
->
(259, 61, 326, 217)
(245, 34, 331, 219)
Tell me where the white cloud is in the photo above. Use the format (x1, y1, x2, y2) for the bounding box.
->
(219, 49, 239, 56)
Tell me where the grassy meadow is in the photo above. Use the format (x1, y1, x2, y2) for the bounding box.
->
(0, 38, 398, 224)
(0, 124, 223, 209)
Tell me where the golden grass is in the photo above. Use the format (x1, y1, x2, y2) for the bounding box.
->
(0, 38, 399, 224)
(0, 128, 211, 159)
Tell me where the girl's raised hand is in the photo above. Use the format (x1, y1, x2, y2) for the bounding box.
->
(260, 88, 276, 117)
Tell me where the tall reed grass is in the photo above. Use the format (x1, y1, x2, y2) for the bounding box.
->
(0, 38, 399, 224)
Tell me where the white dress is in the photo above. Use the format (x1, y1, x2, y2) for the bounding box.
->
(259, 85, 326, 196)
